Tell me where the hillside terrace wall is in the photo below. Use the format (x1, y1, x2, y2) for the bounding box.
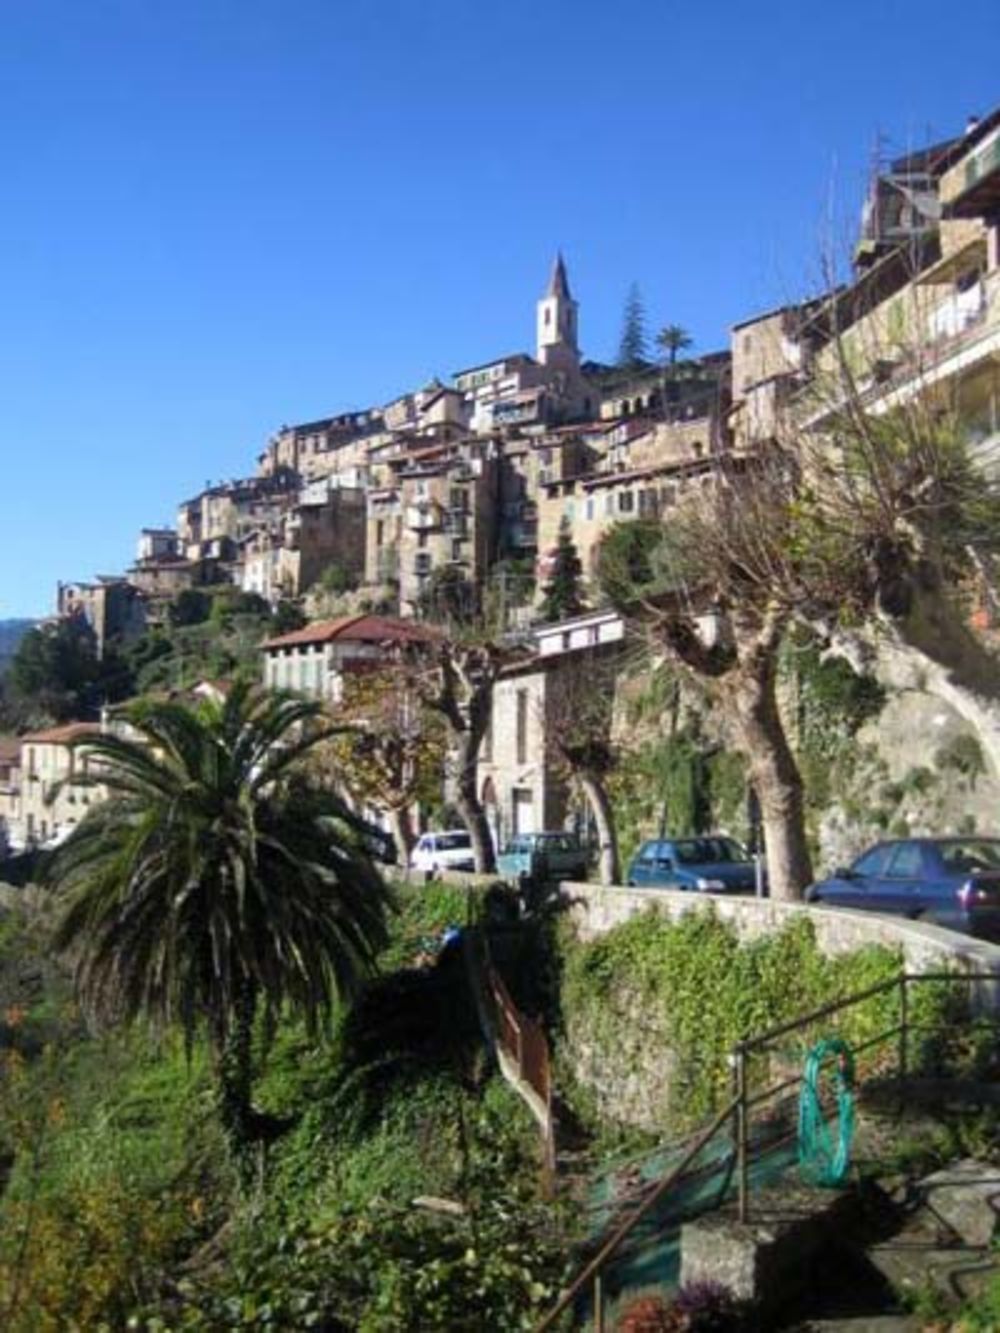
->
(560, 882, 1000, 1000)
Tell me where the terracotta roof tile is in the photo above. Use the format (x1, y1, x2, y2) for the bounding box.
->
(21, 722, 101, 745)
(261, 615, 437, 651)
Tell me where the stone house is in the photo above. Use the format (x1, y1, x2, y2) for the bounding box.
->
(477, 609, 626, 848)
(176, 471, 300, 556)
(15, 722, 104, 848)
(392, 443, 501, 615)
(536, 454, 720, 588)
(241, 483, 366, 603)
(56, 577, 147, 657)
(260, 614, 434, 702)
(257, 411, 384, 483)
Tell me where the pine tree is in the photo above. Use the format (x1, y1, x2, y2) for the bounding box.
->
(539, 518, 587, 622)
(617, 281, 648, 369)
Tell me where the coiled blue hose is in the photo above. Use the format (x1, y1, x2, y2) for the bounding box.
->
(798, 1037, 856, 1187)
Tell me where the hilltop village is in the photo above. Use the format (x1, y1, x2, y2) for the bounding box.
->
(5, 106, 1000, 863)
(10, 78, 1000, 1329)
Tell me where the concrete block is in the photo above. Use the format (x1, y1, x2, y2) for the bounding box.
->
(680, 1182, 857, 1315)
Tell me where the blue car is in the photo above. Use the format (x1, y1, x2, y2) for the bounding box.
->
(626, 835, 759, 894)
(806, 837, 1000, 939)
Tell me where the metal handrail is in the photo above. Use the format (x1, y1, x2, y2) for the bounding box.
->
(534, 1096, 738, 1333)
(538, 968, 1000, 1330)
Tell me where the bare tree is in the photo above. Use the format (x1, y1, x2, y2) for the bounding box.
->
(600, 453, 815, 901)
(316, 667, 445, 864)
(782, 266, 1000, 773)
(542, 652, 621, 885)
(403, 638, 508, 873)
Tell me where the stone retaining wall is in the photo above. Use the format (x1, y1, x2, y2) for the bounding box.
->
(560, 883, 1000, 1007)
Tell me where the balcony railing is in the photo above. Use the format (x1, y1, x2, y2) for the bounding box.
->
(950, 133, 1000, 216)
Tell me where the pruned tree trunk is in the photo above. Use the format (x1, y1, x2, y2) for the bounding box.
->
(730, 661, 813, 902)
(652, 607, 812, 903)
(388, 805, 416, 867)
(578, 769, 620, 885)
(454, 735, 496, 873)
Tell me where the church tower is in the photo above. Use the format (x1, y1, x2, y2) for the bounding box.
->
(536, 253, 580, 371)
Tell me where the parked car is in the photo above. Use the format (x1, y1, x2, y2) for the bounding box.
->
(497, 831, 589, 883)
(806, 837, 1000, 939)
(410, 829, 475, 875)
(626, 835, 759, 893)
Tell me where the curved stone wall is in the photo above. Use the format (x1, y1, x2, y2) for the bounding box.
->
(560, 882, 1000, 1010)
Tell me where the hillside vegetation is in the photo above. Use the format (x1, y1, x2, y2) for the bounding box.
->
(0, 882, 569, 1331)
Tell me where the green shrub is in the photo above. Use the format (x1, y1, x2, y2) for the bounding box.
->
(557, 909, 944, 1129)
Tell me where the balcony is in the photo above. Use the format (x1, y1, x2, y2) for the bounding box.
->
(948, 133, 1000, 217)
(442, 513, 469, 538)
(507, 520, 538, 549)
(405, 503, 440, 531)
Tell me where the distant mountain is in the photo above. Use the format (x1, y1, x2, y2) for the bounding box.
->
(0, 619, 35, 675)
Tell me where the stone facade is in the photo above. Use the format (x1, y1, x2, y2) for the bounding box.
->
(15, 722, 105, 848)
(56, 577, 146, 657)
(260, 613, 433, 702)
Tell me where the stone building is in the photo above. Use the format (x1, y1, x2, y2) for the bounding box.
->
(260, 613, 433, 702)
(241, 482, 366, 603)
(15, 722, 104, 848)
(176, 470, 300, 556)
(393, 442, 501, 615)
(477, 609, 626, 847)
(56, 577, 146, 657)
(257, 411, 384, 483)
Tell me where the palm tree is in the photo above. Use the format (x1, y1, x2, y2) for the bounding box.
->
(655, 324, 693, 366)
(44, 682, 394, 1165)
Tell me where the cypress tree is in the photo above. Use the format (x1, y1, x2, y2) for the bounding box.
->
(539, 518, 587, 622)
(617, 281, 648, 368)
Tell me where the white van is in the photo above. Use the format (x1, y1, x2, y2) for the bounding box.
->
(410, 829, 475, 875)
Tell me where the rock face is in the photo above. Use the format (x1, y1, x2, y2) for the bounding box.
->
(864, 1158, 1000, 1309)
(817, 691, 1000, 871)
(917, 1157, 1000, 1247)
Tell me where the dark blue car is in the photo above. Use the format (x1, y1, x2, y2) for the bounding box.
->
(626, 835, 759, 894)
(806, 837, 1000, 939)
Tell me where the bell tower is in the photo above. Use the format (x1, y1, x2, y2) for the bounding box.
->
(536, 252, 579, 371)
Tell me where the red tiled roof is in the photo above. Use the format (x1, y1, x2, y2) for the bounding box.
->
(261, 614, 437, 651)
(21, 722, 101, 745)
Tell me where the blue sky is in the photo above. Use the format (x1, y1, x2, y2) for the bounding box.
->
(1, 0, 997, 618)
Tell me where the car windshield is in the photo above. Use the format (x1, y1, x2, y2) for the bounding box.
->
(672, 837, 747, 866)
(938, 840, 1000, 873)
(434, 833, 471, 851)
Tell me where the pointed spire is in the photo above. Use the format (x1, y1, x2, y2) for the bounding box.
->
(547, 251, 571, 300)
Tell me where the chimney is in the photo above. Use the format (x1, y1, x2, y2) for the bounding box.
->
(966, 114, 981, 136)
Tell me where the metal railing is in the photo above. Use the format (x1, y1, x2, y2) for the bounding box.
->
(488, 966, 556, 1185)
(535, 1098, 739, 1332)
(536, 967, 1000, 1332)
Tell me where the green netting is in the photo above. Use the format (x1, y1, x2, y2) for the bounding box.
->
(798, 1036, 856, 1186)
